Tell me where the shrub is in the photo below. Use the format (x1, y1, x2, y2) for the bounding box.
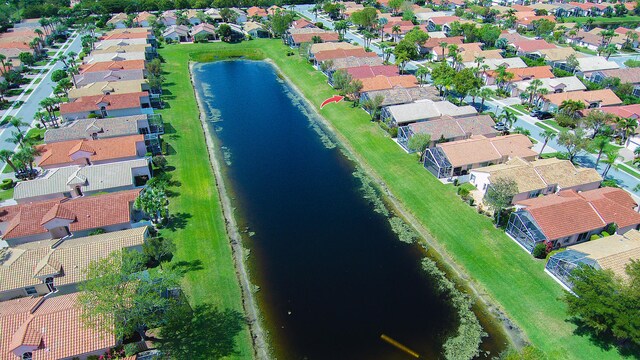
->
(601, 179, 619, 188)
(124, 343, 139, 357)
(315, 22, 324, 29)
(457, 187, 470, 199)
(1, 178, 13, 190)
(87, 113, 99, 118)
(453, 178, 459, 186)
(152, 155, 167, 170)
(468, 198, 475, 206)
(604, 223, 617, 235)
(590, 234, 601, 241)
(161, 140, 168, 155)
(88, 228, 106, 236)
(533, 243, 547, 259)
(600, 231, 610, 237)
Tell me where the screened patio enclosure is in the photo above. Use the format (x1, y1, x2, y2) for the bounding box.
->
(506, 210, 547, 252)
(545, 250, 597, 289)
(423, 147, 452, 179)
(397, 126, 413, 152)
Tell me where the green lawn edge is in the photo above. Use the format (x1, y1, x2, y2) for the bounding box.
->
(157, 46, 254, 359)
(160, 39, 628, 360)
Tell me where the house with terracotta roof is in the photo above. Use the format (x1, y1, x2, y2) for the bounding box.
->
(35, 135, 147, 169)
(507, 188, 640, 253)
(512, 76, 586, 97)
(470, 157, 602, 204)
(463, 57, 527, 71)
(546, 229, 640, 290)
(94, 37, 152, 50)
(423, 134, 537, 179)
(330, 56, 384, 70)
(162, 24, 190, 43)
(79, 60, 147, 74)
(398, 114, 499, 151)
(107, 13, 129, 29)
(85, 51, 146, 64)
(285, 29, 340, 47)
(92, 43, 156, 59)
(159, 10, 177, 26)
(268, 5, 282, 16)
(191, 23, 217, 40)
(0, 293, 117, 359)
(420, 36, 464, 60)
(134, 11, 154, 27)
(484, 65, 555, 86)
(574, 56, 619, 78)
(60, 92, 152, 121)
(291, 19, 316, 30)
(100, 31, 154, 43)
(313, 47, 376, 67)
(509, 39, 557, 56)
(14, 159, 151, 204)
(0, 227, 149, 300)
(247, 6, 268, 19)
(567, 1, 613, 17)
(308, 42, 361, 60)
(0, 189, 143, 246)
(516, 15, 556, 31)
(382, 99, 478, 127)
(589, 68, 640, 97)
(344, 65, 398, 80)
(382, 20, 417, 40)
(426, 16, 461, 33)
(540, 89, 622, 112)
(358, 75, 419, 93)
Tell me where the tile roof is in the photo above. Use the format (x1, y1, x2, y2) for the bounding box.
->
(565, 230, 640, 280)
(247, 6, 268, 17)
(44, 115, 147, 143)
(421, 36, 464, 50)
(0, 293, 116, 360)
(0, 227, 148, 293)
(35, 135, 144, 168)
(73, 69, 146, 87)
(345, 65, 398, 79)
(68, 79, 148, 99)
(407, 114, 498, 141)
(542, 89, 622, 107)
(437, 134, 536, 167)
(517, 188, 640, 239)
(359, 75, 418, 92)
(537, 46, 585, 62)
(594, 104, 640, 119)
(364, 86, 440, 107)
(465, 57, 527, 70)
(92, 44, 151, 55)
(459, 49, 503, 64)
(291, 19, 314, 29)
(594, 68, 640, 84)
(514, 76, 586, 93)
(314, 48, 376, 62)
(428, 16, 460, 25)
(576, 56, 619, 72)
(100, 32, 151, 41)
(0, 41, 31, 50)
(309, 42, 360, 54)
(331, 56, 384, 70)
(486, 65, 555, 82)
(59, 92, 149, 115)
(14, 158, 150, 202)
(86, 52, 147, 63)
(291, 32, 340, 44)
(387, 99, 477, 125)
(512, 39, 556, 53)
(516, 15, 556, 26)
(79, 60, 146, 73)
(0, 189, 141, 240)
(191, 23, 216, 36)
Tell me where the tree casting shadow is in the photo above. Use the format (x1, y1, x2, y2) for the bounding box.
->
(570, 318, 640, 359)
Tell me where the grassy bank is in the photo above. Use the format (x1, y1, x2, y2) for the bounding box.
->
(156, 46, 254, 359)
(160, 39, 627, 359)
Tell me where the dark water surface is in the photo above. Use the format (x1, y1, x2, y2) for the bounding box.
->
(193, 60, 499, 359)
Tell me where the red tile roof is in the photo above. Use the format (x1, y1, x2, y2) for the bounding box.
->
(291, 19, 314, 29)
(359, 75, 418, 92)
(79, 60, 146, 73)
(0, 41, 31, 50)
(291, 32, 340, 44)
(314, 48, 377, 62)
(0, 293, 116, 360)
(591, 104, 640, 119)
(486, 66, 555, 82)
(429, 16, 461, 25)
(421, 36, 464, 50)
(0, 189, 140, 240)
(60, 92, 149, 115)
(569, 1, 611, 11)
(247, 6, 268, 17)
(517, 188, 640, 240)
(512, 39, 556, 53)
(36, 135, 144, 167)
(382, 20, 415, 34)
(345, 65, 399, 79)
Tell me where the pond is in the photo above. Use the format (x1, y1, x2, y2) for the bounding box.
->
(193, 60, 504, 359)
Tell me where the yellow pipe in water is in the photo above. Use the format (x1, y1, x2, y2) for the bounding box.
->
(380, 334, 420, 358)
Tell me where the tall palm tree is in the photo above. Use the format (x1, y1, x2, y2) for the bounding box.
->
(592, 135, 610, 166)
(618, 117, 638, 145)
(601, 150, 620, 178)
(559, 99, 586, 119)
(6, 131, 25, 148)
(0, 150, 18, 173)
(474, 55, 485, 69)
(500, 110, 517, 131)
(0, 54, 7, 75)
(439, 41, 448, 60)
(478, 88, 495, 109)
(34, 110, 48, 129)
(392, 25, 401, 42)
(526, 79, 543, 105)
(539, 129, 556, 155)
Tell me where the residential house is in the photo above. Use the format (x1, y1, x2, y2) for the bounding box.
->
(244, 21, 268, 38)
(107, 12, 128, 29)
(230, 8, 248, 24)
(360, 86, 440, 108)
(540, 89, 622, 111)
(464, 57, 527, 72)
(398, 114, 498, 151)
(423, 134, 537, 179)
(420, 36, 464, 60)
(95, 37, 152, 48)
(92, 43, 156, 59)
(286, 28, 340, 47)
(100, 30, 155, 43)
(268, 5, 282, 16)
(589, 68, 640, 97)
(358, 75, 419, 93)
(35, 135, 147, 169)
(308, 42, 360, 60)
(15, 159, 151, 203)
(73, 69, 146, 87)
(78, 59, 147, 74)
(382, 99, 478, 127)
(383, 21, 416, 40)
(470, 157, 602, 204)
(160, 10, 178, 26)
(594, 104, 640, 151)
(191, 23, 217, 40)
(426, 16, 461, 33)
(314, 48, 377, 68)
(60, 92, 153, 120)
(546, 230, 640, 290)
(247, 6, 268, 19)
(185, 9, 203, 25)
(415, 11, 452, 24)
(84, 51, 147, 64)
(205, 8, 223, 23)
(516, 15, 556, 31)
(134, 11, 155, 27)
(484, 65, 555, 86)
(509, 39, 557, 57)
(0, 227, 148, 300)
(0, 189, 143, 246)
(615, 26, 640, 48)
(344, 65, 399, 80)
(291, 19, 316, 30)
(68, 79, 150, 100)
(567, 1, 613, 16)
(513, 76, 586, 98)
(163, 24, 190, 43)
(44, 114, 163, 144)
(330, 56, 384, 70)
(538, 47, 585, 71)
(0, 294, 117, 359)
(507, 187, 640, 252)
(553, 3, 582, 17)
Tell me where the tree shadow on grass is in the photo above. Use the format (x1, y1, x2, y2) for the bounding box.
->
(164, 212, 192, 231)
(157, 302, 246, 360)
(569, 318, 640, 359)
(168, 259, 204, 275)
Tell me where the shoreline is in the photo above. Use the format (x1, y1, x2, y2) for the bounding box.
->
(260, 58, 526, 350)
(188, 61, 270, 360)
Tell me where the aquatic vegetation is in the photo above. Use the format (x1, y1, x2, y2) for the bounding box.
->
(388, 216, 418, 244)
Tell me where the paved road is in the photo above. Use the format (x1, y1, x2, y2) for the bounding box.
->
(0, 32, 83, 170)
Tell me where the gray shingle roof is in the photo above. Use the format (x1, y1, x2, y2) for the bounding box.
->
(387, 100, 477, 125)
(14, 158, 150, 201)
(44, 115, 146, 143)
(364, 86, 440, 107)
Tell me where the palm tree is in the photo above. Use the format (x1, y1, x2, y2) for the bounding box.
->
(439, 41, 448, 60)
(6, 131, 25, 148)
(134, 187, 168, 223)
(34, 110, 48, 129)
(601, 150, 620, 178)
(500, 110, 517, 131)
(539, 129, 556, 155)
(469, 87, 479, 104)
(478, 88, 495, 110)
(474, 55, 485, 69)
(604, 43, 617, 60)
(34, 28, 44, 42)
(526, 79, 543, 105)
(592, 135, 610, 166)
(618, 117, 638, 145)
(559, 99, 586, 119)
(0, 150, 17, 173)
(0, 54, 7, 75)
(416, 67, 430, 87)
(392, 25, 401, 42)
(4, 116, 29, 132)
(377, 18, 388, 39)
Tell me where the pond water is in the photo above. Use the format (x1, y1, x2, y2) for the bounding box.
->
(192, 60, 503, 359)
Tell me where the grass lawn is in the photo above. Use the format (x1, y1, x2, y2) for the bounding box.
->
(619, 161, 640, 178)
(161, 39, 628, 360)
(0, 187, 13, 201)
(535, 121, 556, 133)
(572, 45, 597, 55)
(561, 15, 640, 25)
(542, 119, 565, 132)
(25, 127, 45, 145)
(508, 104, 528, 115)
(587, 141, 622, 156)
(156, 46, 254, 359)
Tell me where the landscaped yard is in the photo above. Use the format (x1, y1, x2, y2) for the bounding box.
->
(542, 119, 565, 132)
(560, 15, 640, 25)
(0, 187, 13, 201)
(535, 121, 557, 133)
(160, 39, 627, 359)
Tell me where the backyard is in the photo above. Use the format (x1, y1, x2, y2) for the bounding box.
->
(160, 39, 629, 359)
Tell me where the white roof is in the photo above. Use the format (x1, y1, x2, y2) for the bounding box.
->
(515, 76, 587, 93)
(14, 159, 149, 201)
(387, 99, 477, 125)
(576, 56, 620, 72)
(463, 57, 527, 70)
(416, 11, 451, 21)
(427, 31, 447, 39)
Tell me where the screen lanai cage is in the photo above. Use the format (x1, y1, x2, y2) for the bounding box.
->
(506, 210, 547, 252)
(545, 250, 598, 289)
